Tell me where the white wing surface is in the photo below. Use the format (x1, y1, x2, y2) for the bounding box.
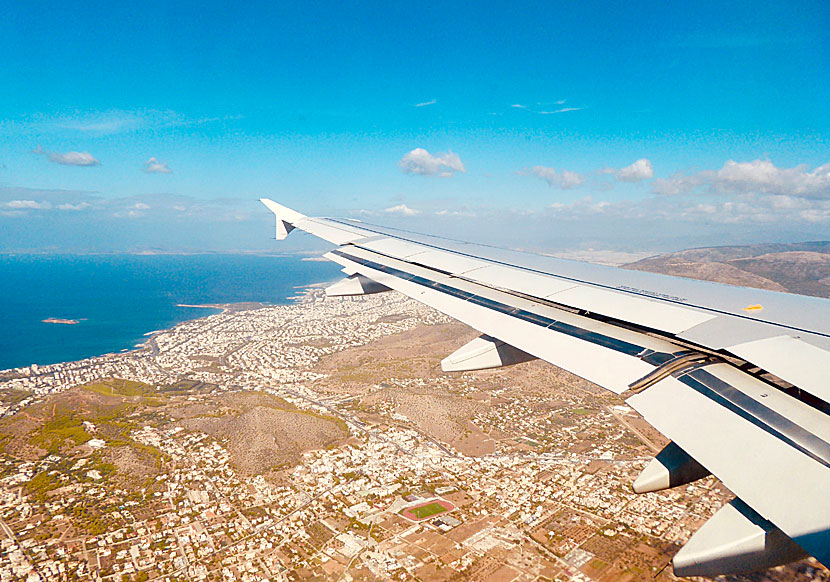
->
(261, 200, 830, 575)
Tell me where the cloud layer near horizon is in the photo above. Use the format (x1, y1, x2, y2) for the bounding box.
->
(2, 154, 829, 254)
(653, 159, 830, 199)
(528, 166, 585, 189)
(0, 187, 276, 253)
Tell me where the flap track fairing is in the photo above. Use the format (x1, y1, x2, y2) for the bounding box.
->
(632, 441, 710, 493)
(673, 498, 807, 577)
(441, 335, 537, 372)
(325, 274, 391, 297)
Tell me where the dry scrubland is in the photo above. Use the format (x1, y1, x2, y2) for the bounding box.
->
(174, 392, 348, 474)
(314, 321, 625, 458)
(0, 379, 350, 494)
(627, 241, 830, 297)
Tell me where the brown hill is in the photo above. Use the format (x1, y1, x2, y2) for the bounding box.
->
(175, 391, 348, 474)
(625, 242, 830, 298)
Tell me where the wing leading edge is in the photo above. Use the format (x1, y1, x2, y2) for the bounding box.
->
(261, 199, 830, 575)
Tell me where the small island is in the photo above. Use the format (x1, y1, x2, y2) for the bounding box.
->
(42, 318, 80, 325)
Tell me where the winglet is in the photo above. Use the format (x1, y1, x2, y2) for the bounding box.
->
(260, 198, 306, 240)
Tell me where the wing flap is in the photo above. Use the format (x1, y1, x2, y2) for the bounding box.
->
(465, 263, 580, 297)
(627, 364, 830, 564)
(296, 217, 370, 245)
(727, 335, 830, 404)
(357, 236, 427, 258)
(405, 248, 489, 275)
(547, 284, 716, 334)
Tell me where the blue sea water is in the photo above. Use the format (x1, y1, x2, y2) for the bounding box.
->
(0, 254, 341, 371)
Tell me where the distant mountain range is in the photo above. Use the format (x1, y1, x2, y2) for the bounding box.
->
(625, 241, 830, 298)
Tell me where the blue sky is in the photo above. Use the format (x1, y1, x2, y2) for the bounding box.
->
(1, 1, 829, 254)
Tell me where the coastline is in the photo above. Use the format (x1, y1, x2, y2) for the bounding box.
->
(2, 291, 326, 375)
(176, 301, 271, 312)
(0, 254, 343, 372)
(135, 302, 265, 346)
(177, 303, 229, 310)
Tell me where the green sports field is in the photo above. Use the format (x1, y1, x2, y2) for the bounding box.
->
(402, 501, 451, 520)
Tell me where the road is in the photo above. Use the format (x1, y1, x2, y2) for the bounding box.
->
(607, 405, 662, 453)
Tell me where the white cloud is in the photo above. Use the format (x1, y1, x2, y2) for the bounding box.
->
(550, 196, 613, 214)
(713, 160, 830, 198)
(767, 195, 804, 210)
(33, 146, 100, 167)
(512, 100, 579, 114)
(435, 208, 478, 217)
(5, 199, 51, 209)
(1, 110, 244, 140)
(0, 109, 247, 145)
(799, 207, 830, 223)
(57, 202, 91, 211)
(614, 158, 654, 182)
(541, 189, 830, 228)
(60, 111, 146, 133)
(693, 203, 717, 214)
(414, 99, 437, 108)
(539, 107, 583, 114)
(143, 157, 172, 174)
(0, 188, 277, 239)
(57, 110, 239, 134)
(385, 204, 420, 216)
(653, 159, 830, 199)
(652, 172, 702, 196)
(528, 166, 585, 189)
(398, 148, 466, 177)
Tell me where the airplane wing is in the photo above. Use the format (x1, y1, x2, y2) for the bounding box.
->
(261, 199, 830, 576)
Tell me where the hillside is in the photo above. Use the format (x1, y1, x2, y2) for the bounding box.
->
(625, 241, 830, 298)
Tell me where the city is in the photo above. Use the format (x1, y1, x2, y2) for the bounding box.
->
(1, 289, 826, 582)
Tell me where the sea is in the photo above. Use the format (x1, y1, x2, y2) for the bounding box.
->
(0, 254, 342, 372)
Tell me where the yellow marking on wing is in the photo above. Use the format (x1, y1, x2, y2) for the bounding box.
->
(742, 304, 763, 312)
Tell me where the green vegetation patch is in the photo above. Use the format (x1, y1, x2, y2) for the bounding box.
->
(31, 415, 92, 452)
(157, 380, 217, 394)
(0, 388, 31, 405)
(3, 377, 165, 466)
(26, 470, 61, 502)
(83, 378, 151, 397)
(571, 408, 593, 415)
